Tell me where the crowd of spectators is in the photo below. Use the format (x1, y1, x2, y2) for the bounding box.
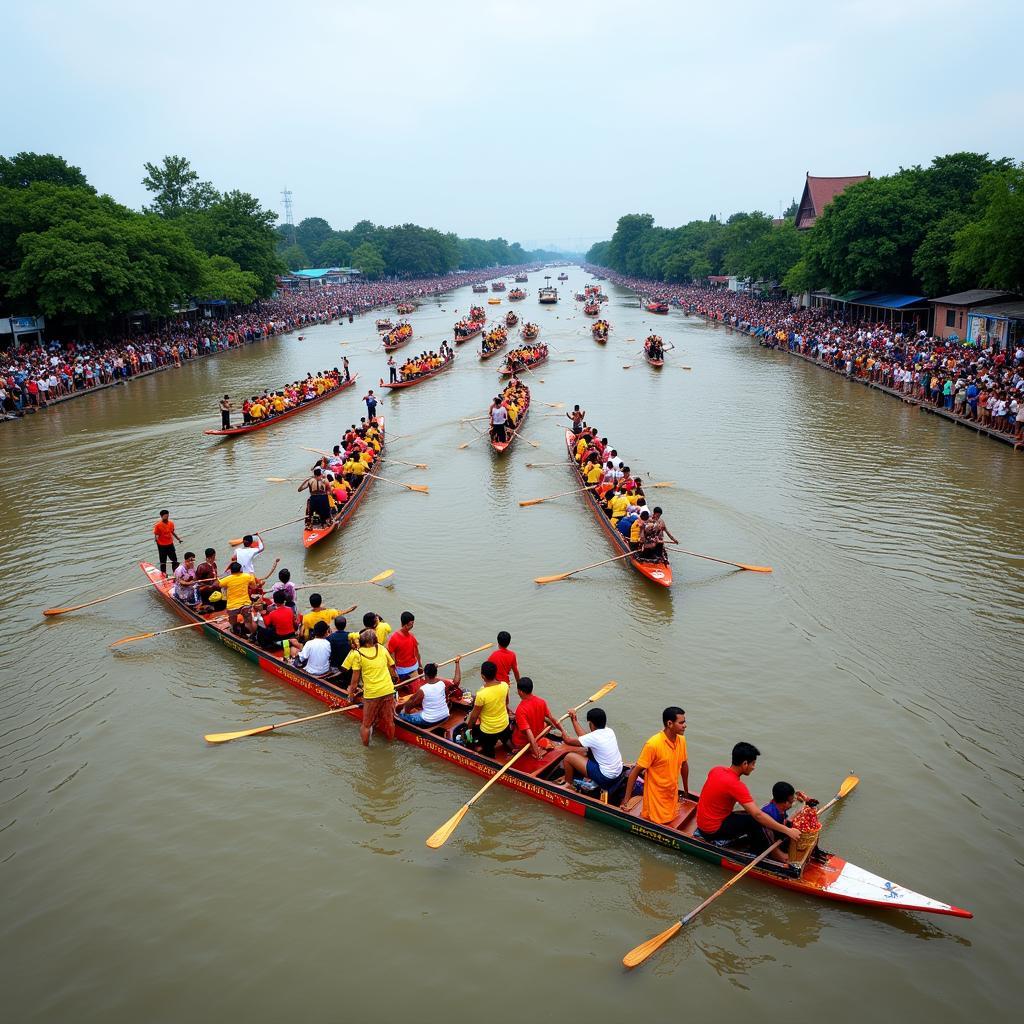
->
(1, 267, 529, 418)
(587, 267, 1024, 446)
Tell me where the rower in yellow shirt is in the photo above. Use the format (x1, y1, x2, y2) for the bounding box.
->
(300, 594, 340, 639)
(575, 436, 588, 461)
(250, 400, 265, 420)
(585, 461, 604, 486)
(609, 490, 631, 525)
(272, 394, 286, 413)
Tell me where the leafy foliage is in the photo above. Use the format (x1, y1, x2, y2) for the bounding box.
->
(350, 241, 385, 278)
(0, 152, 94, 192)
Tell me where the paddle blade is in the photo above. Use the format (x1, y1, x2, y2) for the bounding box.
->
(204, 725, 275, 744)
(426, 804, 469, 849)
(519, 498, 546, 507)
(109, 632, 156, 648)
(406, 484, 429, 493)
(370, 569, 395, 584)
(648, 481, 676, 488)
(622, 920, 683, 969)
(737, 563, 773, 573)
(458, 442, 471, 450)
(228, 538, 243, 547)
(838, 774, 859, 798)
(588, 680, 617, 702)
(42, 607, 72, 616)
(265, 477, 290, 483)
(534, 572, 570, 585)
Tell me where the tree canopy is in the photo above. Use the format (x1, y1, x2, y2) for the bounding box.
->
(587, 152, 1022, 296)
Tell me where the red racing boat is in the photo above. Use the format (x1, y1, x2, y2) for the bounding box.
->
(146, 562, 969, 921)
(645, 300, 669, 314)
(564, 428, 672, 587)
(499, 344, 547, 376)
(381, 352, 455, 390)
(490, 383, 530, 454)
(204, 375, 358, 437)
(302, 420, 385, 547)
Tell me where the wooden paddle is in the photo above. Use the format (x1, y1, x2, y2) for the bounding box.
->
(534, 550, 637, 584)
(426, 680, 618, 849)
(458, 427, 490, 450)
(294, 569, 394, 588)
(204, 642, 492, 744)
(667, 546, 773, 573)
(110, 615, 229, 648)
(520, 485, 594, 507)
(266, 477, 303, 483)
(366, 472, 428, 493)
(622, 775, 859, 969)
(388, 459, 429, 470)
(228, 518, 302, 547)
(44, 578, 162, 617)
(525, 462, 564, 468)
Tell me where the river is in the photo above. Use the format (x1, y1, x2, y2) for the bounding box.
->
(1, 267, 1020, 1022)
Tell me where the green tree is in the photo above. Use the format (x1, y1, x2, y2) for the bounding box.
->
(314, 235, 353, 267)
(912, 211, 970, 296)
(142, 155, 217, 218)
(181, 190, 282, 295)
(949, 165, 1024, 292)
(0, 152, 94, 191)
(280, 244, 308, 271)
(605, 213, 655, 273)
(295, 217, 334, 259)
(351, 241, 385, 278)
(197, 254, 260, 304)
(738, 219, 804, 283)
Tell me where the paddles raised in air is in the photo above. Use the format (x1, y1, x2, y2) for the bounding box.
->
(203, 643, 492, 744)
(622, 775, 860, 969)
(425, 680, 618, 850)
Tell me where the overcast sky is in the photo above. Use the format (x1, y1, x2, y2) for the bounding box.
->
(5, 0, 1021, 250)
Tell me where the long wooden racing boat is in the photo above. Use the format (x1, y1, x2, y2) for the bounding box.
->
(204, 375, 358, 437)
(302, 420, 385, 547)
(383, 323, 413, 352)
(564, 428, 672, 587)
(380, 352, 455, 390)
(151, 562, 969, 921)
(646, 300, 669, 314)
(454, 322, 483, 343)
(514, 273, 528, 282)
(480, 326, 508, 361)
(490, 385, 530, 454)
(644, 336, 665, 367)
(499, 345, 547, 376)
(592, 320, 610, 343)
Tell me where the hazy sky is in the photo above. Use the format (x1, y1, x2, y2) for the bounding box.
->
(5, 0, 1021, 250)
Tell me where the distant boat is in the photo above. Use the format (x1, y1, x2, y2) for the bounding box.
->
(538, 286, 558, 304)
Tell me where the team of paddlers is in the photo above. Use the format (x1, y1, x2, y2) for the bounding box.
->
(568, 410, 678, 563)
(488, 378, 529, 443)
(220, 368, 349, 429)
(298, 416, 385, 529)
(508, 288, 526, 301)
(383, 322, 413, 349)
(454, 319, 483, 340)
(645, 334, 665, 361)
(396, 344, 453, 381)
(482, 325, 508, 355)
(503, 343, 546, 373)
(520, 323, 540, 341)
(592, 320, 610, 340)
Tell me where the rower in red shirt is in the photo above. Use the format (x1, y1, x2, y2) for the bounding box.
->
(696, 741, 801, 857)
(488, 630, 520, 686)
(387, 611, 422, 686)
(511, 677, 560, 758)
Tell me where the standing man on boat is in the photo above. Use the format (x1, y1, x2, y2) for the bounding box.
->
(387, 611, 421, 684)
(153, 509, 182, 577)
(298, 467, 332, 525)
(639, 508, 677, 562)
(695, 742, 802, 851)
(623, 707, 689, 825)
(363, 388, 381, 418)
(219, 394, 233, 430)
(387, 356, 397, 383)
(489, 396, 509, 443)
(344, 628, 399, 746)
(488, 631, 521, 687)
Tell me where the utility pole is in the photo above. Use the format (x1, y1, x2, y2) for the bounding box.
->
(281, 187, 296, 246)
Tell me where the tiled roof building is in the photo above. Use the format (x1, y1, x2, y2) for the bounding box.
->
(795, 173, 871, 230)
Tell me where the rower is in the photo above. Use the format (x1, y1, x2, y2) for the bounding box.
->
(387, 611, 421, 684)
(556, 706, 624, 793)
(173, 551, 200, 607)
(694, 742, 802, 857)
(754, 781, 812, 865)
(328, 614, 355, 680)
(217, 560, 266, 636)
(299, 467, 332, 525)
(488, 630, 521, 686)
(294, 620, 331, 676)
(510, 677, 561, 759)
(465, 661, 514, 757)
(195, 548, 222, 611)
(301, 593, 341, 640)
(269, 567, 297, 608)
(254, 590, 302, 653)
(622, 707, 689, 826)
(232, 534, 266, 576)
(639, 507, 678, 562)
(398, 659, 463, 728)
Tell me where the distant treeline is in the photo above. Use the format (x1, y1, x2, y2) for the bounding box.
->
(586, 152, 1023, 295)
(275, 217, 565, 279)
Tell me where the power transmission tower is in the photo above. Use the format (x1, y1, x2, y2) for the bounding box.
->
(281, 187, 296, 245)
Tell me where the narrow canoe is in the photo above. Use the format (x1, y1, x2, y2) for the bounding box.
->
(520, 325, 541, 342)
(563, 429, 672, 587)
(646, 302, 669, 314)
(480, 338, 508, 361)
(644, 345, 665, 368)
(204, 375, 358, 437)
(302, 420, 385, 547)
(499, 347, 548, 376)
(454, 325, 483, 343)
(156, 564, 968, 921)
(490, 387, 530, 454)
(383, 327, 413, 352)
(380, 353, 455, 390)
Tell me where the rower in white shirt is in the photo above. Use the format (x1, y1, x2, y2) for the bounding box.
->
(232, 534, 271, 576)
